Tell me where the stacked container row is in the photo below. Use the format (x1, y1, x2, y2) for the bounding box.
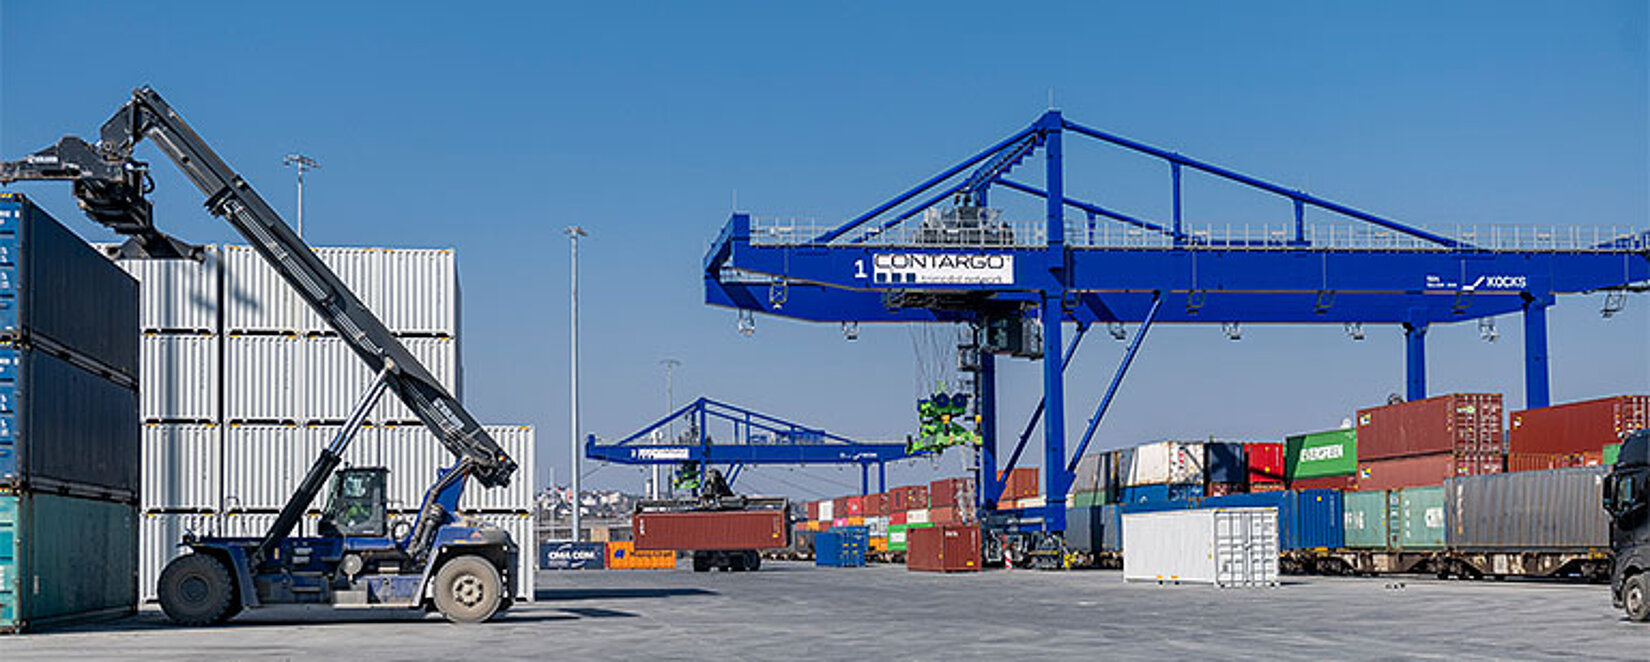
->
(0, 195, 141, 633)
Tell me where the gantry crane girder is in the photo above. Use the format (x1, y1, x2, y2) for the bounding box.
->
(702, 110, 1650, 533)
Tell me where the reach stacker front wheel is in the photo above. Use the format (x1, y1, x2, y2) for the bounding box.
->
(433, 555, 505, 623)
(158, 554, 237, 626)
(1625, 574, 1650, 622)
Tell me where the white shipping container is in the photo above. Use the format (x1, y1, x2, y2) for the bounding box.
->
(1120, 441, 1205, 487)
(1122, 507, 1279, 587)
(867, 515, 890, 537)
(140, 512, 220, 601)
(112, 245, 221, 332)
(817, 500, 834, 521)
(221, 424, 383, 510)
(304, 336, 460, 423)
(143, 424, 221, 511)
(220, 511, 314, 538)
(300, 248, 458, 336)
(224, 335, 304, 422)
(461, 512, 535, 602)
(375, 425, 532, 512)
(223, 244, 309, 333)
(907, 509, 929, 524)
(142, 334, 219, 422)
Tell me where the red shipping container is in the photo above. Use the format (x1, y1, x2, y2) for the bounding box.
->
(634, 510, 789, 551)
(892, 484, 930, 510)
(890, 511, 908, 525)
(907, 525, 982, 572)
(1506, 452, 1585, 473)
(832, 497, 848, 518)
(1251, 481, 1286, 493)
(846, 496, 864, 516)
(1205, 482, 1247, 497)
(929, 477, 974, 507)
(1357, 393, 1503, 461)
(1355, 452, 1504, 491)
(1509, 395, 1650, 455)
(1247, 442, 1286, 484)
(996, 467, 1039, 500)
(1289, 474, 1356, 491)
(930, 505, 959, 524)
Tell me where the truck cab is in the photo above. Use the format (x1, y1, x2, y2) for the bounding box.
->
(158, 467, 518, 625)
(1605, 430, 1650, 620)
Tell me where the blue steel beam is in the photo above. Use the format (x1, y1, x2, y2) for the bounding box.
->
(995, 178, 1182, 239)
(811, 124, 1042, 244)
(1069, 293, 1163, 472)
(585, 441, 909, 465)
(1404, 323, 1427, 401)
(1523, 293, 1552, 409)
(1041, 112, 1070, 532)
(1061, 120, 1469, 249)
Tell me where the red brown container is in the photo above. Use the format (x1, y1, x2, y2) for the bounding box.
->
(634, 510, 789, 551)
(861, 493, 884, 516)
(1204, 482, 1247, 497)
(831, 497, 848, 519)
(930, 505, 960, 524)
(929, 477, 975, 507)
(806, 501, 820, 521)
(1355, 451, 1504, 491)
(890, 510, 908, 525)
(1506, 452, 1585, 473)
(1251, 481, 1286, 493)
(845, 496, 864, 516)
(907, 525, 982, 572)
(996, 467, 1039, 500)
(1247, 442, 1286, 484)
(891, 485, 929, 511)
(1509, 395, 1650, 455)
(1289, 474, 1356, 491)
(1357, 393, 1504, 461)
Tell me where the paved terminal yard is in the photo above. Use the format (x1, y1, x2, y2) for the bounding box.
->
(2, 564, 1641, 660)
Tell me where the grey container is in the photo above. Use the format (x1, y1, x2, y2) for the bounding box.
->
(0, 348, 141, 499)
(1066, 505, 1104, 552)
(0, 194, 139, 380)
(1445, 466, 1609, 550)
(1100, 503, 1123, 551)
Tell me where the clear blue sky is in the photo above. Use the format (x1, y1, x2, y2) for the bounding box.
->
(3, 2, 1646, 499)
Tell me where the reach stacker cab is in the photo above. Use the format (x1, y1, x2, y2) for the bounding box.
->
(1606, 430, 1650, 621)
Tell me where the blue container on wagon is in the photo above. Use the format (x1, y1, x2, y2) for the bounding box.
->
(1200, 489, 1344, 550)
(1116, 483, 1204, 505)
(0, 193, 139, 380)
(815, 526, 868, 567)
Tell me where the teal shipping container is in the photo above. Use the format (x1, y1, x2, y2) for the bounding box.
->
(1391, 486, 1446, 549)
(0, 491, 138, 633)
(1342, 490, 1389, 549)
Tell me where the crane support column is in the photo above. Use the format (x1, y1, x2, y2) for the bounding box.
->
(860, 463, 869, 496)
(1041, 110, 1070, 533)
(1404, 322, 1427, 402)
(1523, 294, 1552, 409)
(977, 351, 999, 511)
(878, 462, 886, 493)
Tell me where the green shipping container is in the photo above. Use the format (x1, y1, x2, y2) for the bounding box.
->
(1342, 490, 1389, 549)
(1606, 443, 1621, 466)
(1285, 429, 1357, 480)
(1391, 486, 1446, 550)
(887, 522, 934, 552)
(0, 491, 137, 633)
(1070, 491, 1106, 508)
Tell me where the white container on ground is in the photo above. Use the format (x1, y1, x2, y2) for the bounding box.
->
(224, 335, 304, 422)
(1122, 507, 1279, 587)
(1119, 441, 1205, 487)
(303, 336, 460, 423)
(111, 244, 221, 333)
(142, 424, 221, 511)
(141, 333, 219, 422)
(140, 512, 219, 601)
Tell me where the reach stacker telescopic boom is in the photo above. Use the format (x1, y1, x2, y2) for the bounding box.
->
(1, 87, 520, 624)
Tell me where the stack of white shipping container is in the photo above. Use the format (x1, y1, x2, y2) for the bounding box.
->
(113, 245, 534, 602)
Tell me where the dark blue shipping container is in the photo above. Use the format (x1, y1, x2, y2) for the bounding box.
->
(0, 348, 140, 499)
(0, 194, 139, 381)
(539, 541, 607, 569)
(1117, 483, 1204, 505)
(1200, 489, 1344, 550)
(815, 526, 867, 567)
(1204, 442, 1247, 484)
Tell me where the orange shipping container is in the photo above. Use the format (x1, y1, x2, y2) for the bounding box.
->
(996, 467, 1040, 500)
(605, 542, 676, 570)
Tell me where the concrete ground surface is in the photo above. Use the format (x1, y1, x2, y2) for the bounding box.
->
(1, 563, 1642, 660)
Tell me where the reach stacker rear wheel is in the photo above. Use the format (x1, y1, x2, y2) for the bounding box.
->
(1625, 574, 1650, 622)
(433, 555, 505, 623)
(158, 554, 237, 626)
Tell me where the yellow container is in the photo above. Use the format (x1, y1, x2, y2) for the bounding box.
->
(870, 536, 888, 552)
(605, 541, 676, 570)
(846, 516, 865, 526)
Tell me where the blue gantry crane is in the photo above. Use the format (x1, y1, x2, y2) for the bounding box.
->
(585, 397, 917, 495)
(702, 110, 1650, 533)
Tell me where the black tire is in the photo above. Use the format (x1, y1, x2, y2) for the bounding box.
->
(157, 554, 237, 626)
(1625, 574, 1650, 622)
(692, 553, 711, 572)
(745, 551, 761, 571)
(728, 552, 747, 572)
(432, 555, 504, 624)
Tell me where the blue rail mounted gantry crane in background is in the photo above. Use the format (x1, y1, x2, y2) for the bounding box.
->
(585, 398, 915, 495)
(702, 110, 1650, 534)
